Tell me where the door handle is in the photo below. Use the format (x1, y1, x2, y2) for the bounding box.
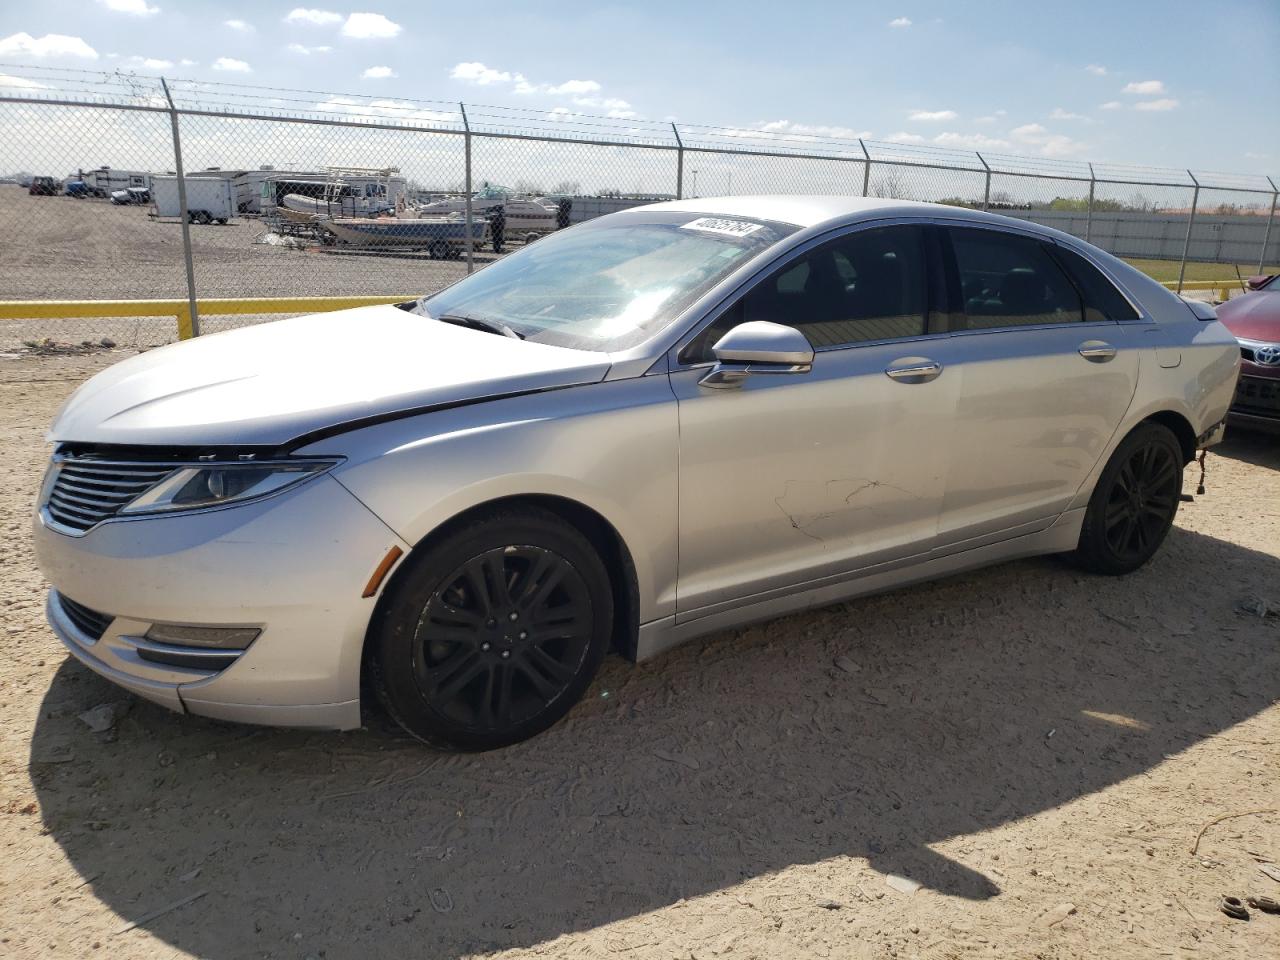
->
(885, 359, 943, 384)
(1078, 341, 1117, 363)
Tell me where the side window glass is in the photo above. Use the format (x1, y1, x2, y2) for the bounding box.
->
(1050, 245, 1140, 321)
(683, 225, 928, 361)
(949, 227, 1084, 328)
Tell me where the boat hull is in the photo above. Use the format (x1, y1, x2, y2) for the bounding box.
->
(325, 217, 489, 249)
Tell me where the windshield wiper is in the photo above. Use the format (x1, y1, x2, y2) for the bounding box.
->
(433, 312, 525, 340)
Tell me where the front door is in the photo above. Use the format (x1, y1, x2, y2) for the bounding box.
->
(671, 224, 960, 621)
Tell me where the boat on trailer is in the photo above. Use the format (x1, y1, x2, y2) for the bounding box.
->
(416, 184, 559, 237)
(323, 215, 489, 257)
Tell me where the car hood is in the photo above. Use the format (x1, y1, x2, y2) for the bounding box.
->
(1216, 292, 1280, 342)
(49, 305, 612, 448)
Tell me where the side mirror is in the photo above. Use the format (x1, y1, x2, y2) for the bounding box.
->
(1245, 275, 1272, 291)
(700, 321, 814, 389)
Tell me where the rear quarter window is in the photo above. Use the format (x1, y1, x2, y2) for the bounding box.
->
(1049, 245, 1140, 322)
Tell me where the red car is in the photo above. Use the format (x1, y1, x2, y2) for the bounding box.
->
(1217, 274, 1280, 434)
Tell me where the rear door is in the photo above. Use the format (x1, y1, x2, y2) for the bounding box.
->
(934, 225, 1140, 549)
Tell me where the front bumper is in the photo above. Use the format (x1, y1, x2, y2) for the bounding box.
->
(34, 475, 409, 730)
(1228, 372, 1280, 434)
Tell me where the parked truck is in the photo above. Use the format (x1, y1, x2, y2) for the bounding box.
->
(151, 175, 235, 224)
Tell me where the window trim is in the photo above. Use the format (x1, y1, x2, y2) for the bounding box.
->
(672, 219, 943, 368)
(1045, 238, 1149, 323)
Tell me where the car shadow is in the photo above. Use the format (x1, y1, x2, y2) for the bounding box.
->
(28, 526, 1280, 958)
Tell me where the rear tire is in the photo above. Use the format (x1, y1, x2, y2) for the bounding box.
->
(1072, 422, 1183, 575)
(371, 507, 613, 750)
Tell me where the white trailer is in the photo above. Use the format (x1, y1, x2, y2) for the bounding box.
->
(83, 167, 151, 197)
(151, 175, 236, 223)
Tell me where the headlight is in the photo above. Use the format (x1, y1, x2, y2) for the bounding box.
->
(119, 459, 339, 515)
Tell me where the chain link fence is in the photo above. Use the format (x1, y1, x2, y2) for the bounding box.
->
(1, 65, 1277, 350)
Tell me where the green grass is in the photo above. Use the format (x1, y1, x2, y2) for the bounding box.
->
(1122, 258, 1279, 285)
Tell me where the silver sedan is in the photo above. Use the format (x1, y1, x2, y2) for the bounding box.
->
(34, 197, 1240, 749)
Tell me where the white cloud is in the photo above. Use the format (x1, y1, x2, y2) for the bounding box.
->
(932, 131, 1011, 150)
(451, 62, 512, 85)
(98, 0, 159, 15)
(341, 12, 402, 39)
(1010, 123, 1087, 157)
(0, 72, 47, 90)
(888, 17, 912, 27)
(224, 19, 253, 32)
(287, 43, 331, 54)
(513, 74, 539, 95)
(1085, 64, 1106, 76)
(885, 131, 926, 144)
(179, 58, 197, 66)
(285, 8, 342, 25)
(547, 79, 602, 96)
(1123, 79, 1166, 95)
(1244, 151, 1269, 160)
(1134, 98, 1179, 112)
(362, 65, 396, 78)
(1049, 107, 1088, 121)
(909, 109, 958, 121)
(574, 95, 631, 111)
(1099, 100, 1122, 110)
(974, 115, 997, 124)
(212, 57, 252, 73)
(753, 119, 871, 140)
(607, 109, 638, 120)
(126, 55, 173, 69)
(0, 32, 98, 59)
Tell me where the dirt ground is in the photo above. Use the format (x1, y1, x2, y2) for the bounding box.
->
(0, 351, 1278, 960)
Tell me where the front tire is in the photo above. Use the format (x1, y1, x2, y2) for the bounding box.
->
(1073, 422, 1183, 575)
(371, 507, 613, 750)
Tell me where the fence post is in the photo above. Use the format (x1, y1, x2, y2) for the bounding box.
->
(1261, 176, 1278, 274)
(977, 152, 991, 211)
(859, 139, 871, 197)
(1085, 163, 1096, 243)
(460, 102, 474, 275)
(160, 77, 199, 338)
(1176, 170, 1200, 294)
(672, 123, 684, 200)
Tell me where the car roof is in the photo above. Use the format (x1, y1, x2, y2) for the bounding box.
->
(640, 194, 1044, 232)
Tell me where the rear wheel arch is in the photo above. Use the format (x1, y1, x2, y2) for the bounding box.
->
(1139, 410, 1197, 464)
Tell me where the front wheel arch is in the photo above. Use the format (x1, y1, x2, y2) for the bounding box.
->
(360, 494, 640, 698)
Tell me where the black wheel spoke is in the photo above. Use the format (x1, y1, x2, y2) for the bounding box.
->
(512, 652, 563, 700)
(1104, 499, 1130, 530)
(412, 544, 594, 734)
(462, 558, 496, 618)
(483, 550, 514, 609)
(528, 644, 578, 687)
(431, 652, 485, 703)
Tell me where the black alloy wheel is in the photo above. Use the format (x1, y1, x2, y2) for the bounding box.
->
(372, 507, 612, 750)
(1074, 422, 1184, 575)
(413, 546, 593, 732)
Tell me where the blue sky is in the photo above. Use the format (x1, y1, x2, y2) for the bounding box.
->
(1, 0, 1276, 176)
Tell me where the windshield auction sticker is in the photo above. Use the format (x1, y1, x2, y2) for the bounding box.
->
(680, 217, 765, 238)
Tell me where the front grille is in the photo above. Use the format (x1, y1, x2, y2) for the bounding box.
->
(56, 592, 114, 641)
(45, 458, 175, 533)
(1234, 375, 1280, 416)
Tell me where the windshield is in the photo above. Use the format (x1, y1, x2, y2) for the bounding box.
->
(419, 212, 795, 351)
